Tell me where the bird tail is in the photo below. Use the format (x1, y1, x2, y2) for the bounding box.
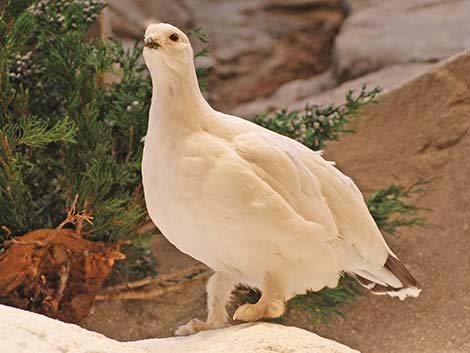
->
(354, 255, 421, 300)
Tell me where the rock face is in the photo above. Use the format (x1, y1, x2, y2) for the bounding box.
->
(105, 0, 347, 109)
(314, 51, 470, 353)
(104, 0, 470, 111)
(233, 0, 470, 117)
(0, 304, 359, 353)
(233, 62, 432, 118)
(184, 0, 346, 109)
(232, 0, 470, 117)
(107, 0, 191, 39)
(334, 0, 470, 80)
(232, 69, 336, 117)
(289, 62, 433, 108)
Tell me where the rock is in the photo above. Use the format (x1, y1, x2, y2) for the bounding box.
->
(232, 70, 336, 117)
(290, 62, 433, 109)
(0, 304, 360, 353)
(182, 0, 271, 62)
(334, 0, 470, 80)
(181, 0, 345, 109)
(314, 50, 470, 353)
(134, 323, 360, 353)
(107, 0, 191, 39)
(105, 0, 345, 109)
(326, 50, 470, 179)
(233, 62, 432, 118)
(344, 0, 372, 12)
(263, 0, 344, 9)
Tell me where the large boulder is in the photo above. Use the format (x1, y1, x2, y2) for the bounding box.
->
(289, 62, 432, 108)
(334, 0, 470, 80)
(232, 69, 336, 117)
(231, 0, 470, 117)
(233, 62, 432, 118)
(314, 51, 470, 352)
(106, 0, 191, 39)
(182, 0, 346, 109)
(105, 0, 346, 109)
(0, 304, 359, 353)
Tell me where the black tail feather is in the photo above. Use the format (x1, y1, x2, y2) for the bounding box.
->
(355, 255, 420, 297)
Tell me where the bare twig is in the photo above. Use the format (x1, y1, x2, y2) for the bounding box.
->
(55, 194, 93, 235)
(75, 198, 93, 235)
(96, 264, 210, 301)
(3, 238, 45, 248)
(1, 226, 12, 236)
(5, 195, 94, 248)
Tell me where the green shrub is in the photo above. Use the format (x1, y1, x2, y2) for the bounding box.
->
(0, 0, 150, 247)
(254, 85, 381, 150)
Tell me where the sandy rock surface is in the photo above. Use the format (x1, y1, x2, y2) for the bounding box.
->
(334, 0, 470, 80)
(0, 304, 359, 353)
(233, 62, 432, 117)
(233, 0, 470, 117)
(313, 51, 470, 353)
(289, 62, 433, 108)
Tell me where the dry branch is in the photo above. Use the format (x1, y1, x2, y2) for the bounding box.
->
(96, 264, 210, 301)
(0, 228, 123, 323)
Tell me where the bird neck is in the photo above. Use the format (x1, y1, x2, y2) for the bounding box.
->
(148, 59, 213, 135)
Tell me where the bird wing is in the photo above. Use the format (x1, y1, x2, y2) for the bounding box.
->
(233, 129, 391, 267)
(233, 131, 340, 241)
(295, 142, 392, 266)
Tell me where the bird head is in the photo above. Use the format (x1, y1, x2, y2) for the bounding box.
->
(143, 23, 193, 78)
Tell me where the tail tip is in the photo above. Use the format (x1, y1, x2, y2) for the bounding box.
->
(386, 286, 421, 300)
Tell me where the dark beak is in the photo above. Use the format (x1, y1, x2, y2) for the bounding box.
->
(144, 37, 161, 49)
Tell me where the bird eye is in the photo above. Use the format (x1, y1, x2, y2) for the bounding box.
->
(169, 33, 179, 42)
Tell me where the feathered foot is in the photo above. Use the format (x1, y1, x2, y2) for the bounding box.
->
(233, 298, 285, 322)
(175, 272, 235, 336)
(233, 273, 286, 322)
(175, 318, 229, 336)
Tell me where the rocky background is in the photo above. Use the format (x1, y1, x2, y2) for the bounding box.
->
(105, 0, 469, 112)
(82, 1, 470, 353)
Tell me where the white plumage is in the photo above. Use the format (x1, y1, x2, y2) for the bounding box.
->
(142, 23, 420, 336)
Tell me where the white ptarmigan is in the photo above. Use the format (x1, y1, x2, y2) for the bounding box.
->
(142, 23, 421, 336)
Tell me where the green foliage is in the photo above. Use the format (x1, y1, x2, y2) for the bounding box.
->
(289, 276, 361, 323)
(0, 0, 207, 248)
(188, 28, 209, 44)
(189, 28, 211, 90)
(0, 0, 150, 248)
(367, 180, 431, 235)
(0, 0, 209, 280)
(254, 85, 382, 151)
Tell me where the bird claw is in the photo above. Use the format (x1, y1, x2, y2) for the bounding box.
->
(175, 318, 229, 336)
(233, 303, 265, 322)
(233, 300, 285, 322)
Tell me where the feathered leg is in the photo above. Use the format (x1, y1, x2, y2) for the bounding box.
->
(175, 271, 234, 336)
(233, 273, 286, 322)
